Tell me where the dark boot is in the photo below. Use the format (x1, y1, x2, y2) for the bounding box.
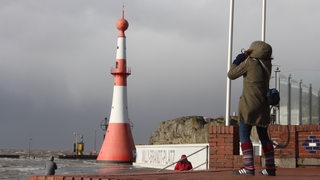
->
(260, 143, 276, 176)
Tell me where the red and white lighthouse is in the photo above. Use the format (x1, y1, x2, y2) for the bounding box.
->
(97, 7, 135, 163)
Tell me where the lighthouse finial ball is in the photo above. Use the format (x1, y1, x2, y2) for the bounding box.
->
(116, 18, 129, 31)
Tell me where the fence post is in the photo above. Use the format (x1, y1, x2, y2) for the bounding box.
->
(275, 67, 281, 124)
(287, 74, 292, 125)
(318, 89, 320, 124)
(308, 84, 312, 124)
(206, 145, 209, 170)
(298, 80, 302, 125)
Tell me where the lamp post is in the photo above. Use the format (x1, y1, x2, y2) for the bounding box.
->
(28, 137, 32, 158)
(73, 132, 78, 154)
(94, 130, 97, 154)
(274, 67, 280, 124)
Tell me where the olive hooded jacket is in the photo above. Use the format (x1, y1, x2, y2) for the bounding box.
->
(228, 41, 273, 127)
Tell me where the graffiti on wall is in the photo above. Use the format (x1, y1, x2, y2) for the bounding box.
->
(141, 149, 175, 165)
(302, 135, 320, 154)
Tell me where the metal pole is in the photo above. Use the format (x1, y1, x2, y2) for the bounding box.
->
(287, 75, 291, 125)
(225, 0, 234, 126)
(274, 67, 280, 124)
(298, 80, 302, 125)
(262, 0, 266, 41)
(74, 132, 78, 154)
(318, 89, 320, 124)
(309, 84, 312, 124)
(94, 130, 97, 153)
(206, 145, 209, 170)
(28, 137, 32, 158)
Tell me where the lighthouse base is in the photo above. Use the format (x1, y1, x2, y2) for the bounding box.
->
(97, 123, 136, 163)
(96, 160, 133, 165)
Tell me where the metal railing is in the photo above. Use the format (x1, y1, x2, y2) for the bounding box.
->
(157, 145, 209, 172)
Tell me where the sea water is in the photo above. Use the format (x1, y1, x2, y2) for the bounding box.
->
(0, 152, 158, 180)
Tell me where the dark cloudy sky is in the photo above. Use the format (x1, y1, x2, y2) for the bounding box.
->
(0, 0, 319, 151)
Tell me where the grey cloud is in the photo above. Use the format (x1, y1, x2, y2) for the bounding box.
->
(0, 0, 319, 150)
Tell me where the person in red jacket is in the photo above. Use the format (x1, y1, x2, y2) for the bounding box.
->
(174, 154, 193, 171)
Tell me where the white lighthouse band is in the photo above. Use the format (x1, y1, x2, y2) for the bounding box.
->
(109, 86, 130, 124)
(116, 37, 126, 59)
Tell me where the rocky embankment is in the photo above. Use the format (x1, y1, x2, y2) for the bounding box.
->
(149, 116, 239, 145)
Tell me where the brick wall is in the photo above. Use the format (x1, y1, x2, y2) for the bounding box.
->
(296, 125, 320, 158)
(208, 125, 239, 169)
(269, 125, 320, 159)
(209, 124, 320, 169)
(268, 125, 297, 158)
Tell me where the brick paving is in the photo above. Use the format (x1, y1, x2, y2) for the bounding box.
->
(30, 167, 320, 180)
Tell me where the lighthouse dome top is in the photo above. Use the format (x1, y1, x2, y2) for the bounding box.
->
(116, 6, 128, 32)
(116, 17, 129, 31)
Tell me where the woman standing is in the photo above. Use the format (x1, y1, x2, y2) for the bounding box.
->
(228, 41, 276, 176)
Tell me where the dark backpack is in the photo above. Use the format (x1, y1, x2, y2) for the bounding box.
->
(258, 59, 280, 106)
(267, 88, 280, 106)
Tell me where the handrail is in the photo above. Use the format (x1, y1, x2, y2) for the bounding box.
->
(157, 145, 209, 172)
(192, 161, 207, 170)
